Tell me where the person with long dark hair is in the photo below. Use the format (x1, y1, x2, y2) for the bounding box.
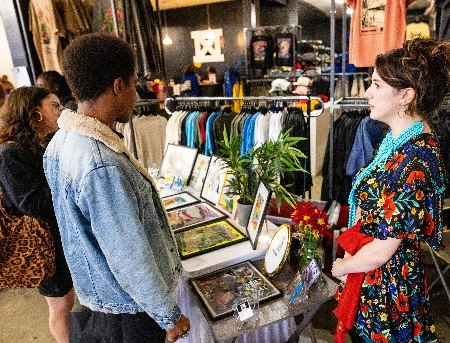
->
(0, 86, 74, 343)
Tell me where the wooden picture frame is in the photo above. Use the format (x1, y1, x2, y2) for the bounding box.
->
(188, 154, 211, 190)
(216, 172, 239, 219)
(200, 155, 227, 206)
(161, 192, 200, 211)
(246, 181, 272, 249)
(166, 202, 226, 232)
(189, 261, 281, 321)
(159, 144, 198, 186)
(174, 220, 247, 260)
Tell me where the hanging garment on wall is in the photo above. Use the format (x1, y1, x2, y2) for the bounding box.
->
(274, 33, 295, 67)
(29, 0, 66, 73)
(249, 35, 274, 70)
(321, 109, 369, 204)
(406, 21, 431, 40)
(346, 0, 415, 67)
(29, 0, 92, 72)
(93, 0, 163, 78)
(435, 0, 450, 40)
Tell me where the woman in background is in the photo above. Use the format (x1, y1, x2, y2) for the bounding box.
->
(0, 87, 74, 343)
(332, 38, 450, 342)
(181, 64, 201, 96)
(37, 71, 77, 111)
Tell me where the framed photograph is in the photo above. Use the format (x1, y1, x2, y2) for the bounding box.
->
(200, 156, 228, 206)
(161, 192, 200, 211)
(166, 202, 226, 232)
(159, 144, 198, 186)
(188, 154, 211, 190)
(189, 261, 281, 321)
(216, 172, 239, 219)
(174, 220, 247, 260)
(246, 181, 272, 250)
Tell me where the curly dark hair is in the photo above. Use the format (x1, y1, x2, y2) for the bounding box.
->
(62, 33, 136, 102)
(375, 38, 450, 123)
(0, 86, 50, 153)
(37, 70, 74, 101)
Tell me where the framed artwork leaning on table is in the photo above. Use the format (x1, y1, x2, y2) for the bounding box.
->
(216, 172, 239, 219)
(174, 219, 247, 260)
(200, 155, 228, 206)
(246, 181, 272, 249)
(161, 192, 200, 211)
(188, 154, 211, 190)
(189, 261, 281, 321)
(166, 202, 226, 233)
(159, 144, 198, 186)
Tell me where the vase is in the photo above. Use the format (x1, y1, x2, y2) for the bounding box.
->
(288, 233, 301, 273)
(299, 237, 325, 289)
(236, 202, 253, 227)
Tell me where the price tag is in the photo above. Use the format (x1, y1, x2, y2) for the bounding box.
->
(236, 300, 253, 321)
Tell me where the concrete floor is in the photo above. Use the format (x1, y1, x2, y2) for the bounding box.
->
(0, 248, 449, 343)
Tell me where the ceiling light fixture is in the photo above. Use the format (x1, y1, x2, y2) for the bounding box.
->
(203, 4, 215, 40)
(162, 2, 172, 45)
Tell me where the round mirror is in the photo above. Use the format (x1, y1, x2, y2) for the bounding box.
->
(264, 224, 291, 277)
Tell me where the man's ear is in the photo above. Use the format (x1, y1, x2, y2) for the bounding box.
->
(113, 77, 124, 95)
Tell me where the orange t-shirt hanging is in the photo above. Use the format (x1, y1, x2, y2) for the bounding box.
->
(346, 0, 415, 68)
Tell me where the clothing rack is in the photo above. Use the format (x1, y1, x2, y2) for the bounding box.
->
(163, 95, 325, 117)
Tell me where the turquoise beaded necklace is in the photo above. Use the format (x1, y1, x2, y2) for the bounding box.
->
(347, 121, 424, 227)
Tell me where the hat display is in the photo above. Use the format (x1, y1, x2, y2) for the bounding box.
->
(269, 78, 291, 93)
(292, 76, 311, 87)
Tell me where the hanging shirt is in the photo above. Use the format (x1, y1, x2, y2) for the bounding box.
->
(29, 0, 65, 72)
(346, 0, 415, 67)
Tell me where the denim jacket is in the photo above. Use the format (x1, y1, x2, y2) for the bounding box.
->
(43, 110, 183, 329)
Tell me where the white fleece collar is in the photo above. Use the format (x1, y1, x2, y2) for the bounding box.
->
(57, 109, 157, 189)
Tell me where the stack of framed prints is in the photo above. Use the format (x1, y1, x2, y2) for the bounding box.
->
(189, 261, 281, 321)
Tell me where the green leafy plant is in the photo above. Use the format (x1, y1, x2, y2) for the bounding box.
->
(216, 127, 308, 212)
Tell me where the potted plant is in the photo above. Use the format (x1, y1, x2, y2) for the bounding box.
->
(216, 127, 308, 225)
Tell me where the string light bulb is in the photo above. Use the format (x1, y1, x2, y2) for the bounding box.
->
(162, 2, 172, 45)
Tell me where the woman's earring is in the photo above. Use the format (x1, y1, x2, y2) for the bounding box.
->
(397, 105, 404, 118)
(36, 111, 43, 122)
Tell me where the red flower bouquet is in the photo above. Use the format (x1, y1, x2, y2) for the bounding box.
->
(290, 202, 328, 269)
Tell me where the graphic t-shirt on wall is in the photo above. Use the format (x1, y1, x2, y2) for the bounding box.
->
(346, 0, 415, 67)
(275, 33, 295, 67)
(250, 35, 274, 70)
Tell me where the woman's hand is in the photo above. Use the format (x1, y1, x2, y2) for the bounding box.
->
(331, 258, 348, 281)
